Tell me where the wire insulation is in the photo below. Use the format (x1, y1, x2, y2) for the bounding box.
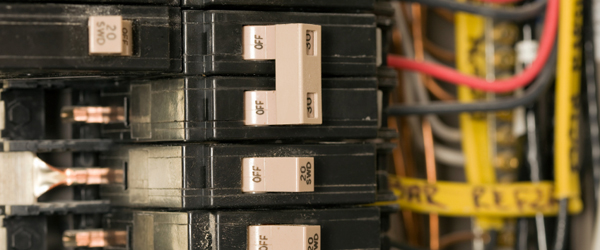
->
(394, 2, 463, 143)
(385, 46, 557, 115)
(552, 199, 569, 250)
(396, 0, 546, 21)
(388, 0, 557, 93)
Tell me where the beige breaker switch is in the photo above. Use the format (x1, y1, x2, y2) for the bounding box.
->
(248, 225, 321, 250)
(244, 91, 277, 125)
(243, 26, 277, 60)
(88, 16, 133, 56)
(242, 157, 314, 193)
(243, 24, 322, 126)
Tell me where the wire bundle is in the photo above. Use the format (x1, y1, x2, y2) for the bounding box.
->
(387, 0, 558, 115)
(386, 0, 578, 250)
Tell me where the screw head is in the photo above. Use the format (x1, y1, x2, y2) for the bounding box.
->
(8, 104, 30, 125)
(11, 229, 33, 250)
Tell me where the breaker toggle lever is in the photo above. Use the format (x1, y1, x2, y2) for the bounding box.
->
(243, 24, 322, 126)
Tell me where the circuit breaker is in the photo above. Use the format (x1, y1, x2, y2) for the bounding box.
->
(99, 143, 377, 208)
(104, 207, 381, 250)
(0, 1, 395, 249)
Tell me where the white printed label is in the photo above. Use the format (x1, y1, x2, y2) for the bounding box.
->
(248, 225, 321, 250)
(241, 157, 314, 193)
(89, 16, 123, 55)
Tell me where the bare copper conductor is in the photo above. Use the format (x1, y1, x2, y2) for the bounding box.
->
(64, 168, 124, 186)
(61, 106, 124, 124)
(63, 230, 127, 248)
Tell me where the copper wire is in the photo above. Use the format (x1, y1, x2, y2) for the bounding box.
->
(420, 6, 456, 101)
(393, 5, 425, 245)
(424, 76, 456, 101)
(421, 117, 440, 250)
(63, 230, 128, 248)
(388, 115, 422, 246)
(425, 39, 457, 63)
(413, 3, 440, 249)
(398, 5, 456, 101)
(439, 231, 479, 249)
(432, 8, 455, 23)
(422, 7, 456, 63)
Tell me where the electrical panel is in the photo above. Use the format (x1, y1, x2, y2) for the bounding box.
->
(99, 77, 379, 141)
(5, 0, 597, 248)
(0, 0, 399, 249)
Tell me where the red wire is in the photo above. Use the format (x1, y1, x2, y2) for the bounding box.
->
(388, 0, 558, 93)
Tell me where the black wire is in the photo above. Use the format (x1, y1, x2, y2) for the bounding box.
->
(516, 218, 529, 250)
(552, 199, 569, 250)
(386, 44, 557, 115)
(485, 230, 498, 250)
(395, 0, 546, 21)
(582, 0, 600, 204)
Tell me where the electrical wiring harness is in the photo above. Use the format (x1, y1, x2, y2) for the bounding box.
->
(386, 0, 588, 249)
(397, 0, 546, 21)
(386, 46, 556, 115)
(388, 0, 557, 93)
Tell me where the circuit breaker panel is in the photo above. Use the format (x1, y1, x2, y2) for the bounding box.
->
(0, 0, 399, 249)
(6, 0, 600, 249)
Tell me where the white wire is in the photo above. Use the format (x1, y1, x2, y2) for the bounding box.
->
(404, 68, 465, 167)
(526, 111, 548, 250)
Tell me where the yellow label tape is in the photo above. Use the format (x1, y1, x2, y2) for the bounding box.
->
(382, 177, 582, 217)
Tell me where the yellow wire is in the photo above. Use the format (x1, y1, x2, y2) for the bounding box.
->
(554, 0, 583, 201)
(455, 9, 503, 231)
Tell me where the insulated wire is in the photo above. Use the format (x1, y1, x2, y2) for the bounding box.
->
(392, 41, 425, 245)
(392, 241, 428, 250)
(454, 1, 502, 237)
(422, 7, 457, 64)
(396, 8, 456, 99)
(484, 230, 498, 250)
(424, 76, 456, 101)
(439, 231, 476, 249)
(420, 7, 457, 101)
(526, 111, 549, 250)
(553, 0, 583, 248)
(588, 0, 600, 248)
(403, 73, 466, 167)
(395, 0, 546, 21)
(392, 231, 480, 250)
(516, 218, 528, 250)
(424, 39, 456, 64)
(584, 0, 600, 212)
(385, 46, 556, 116)
(553, 0, 582, 206)
(388, 0, 557, 93)
(388, 115, 422, 245)
(553, 199, 569, 250)
(394, 2, 463, 143)
(520, 22, 548, 250)
(413, 4, 440, 249)
(432, 8, 455, 23)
